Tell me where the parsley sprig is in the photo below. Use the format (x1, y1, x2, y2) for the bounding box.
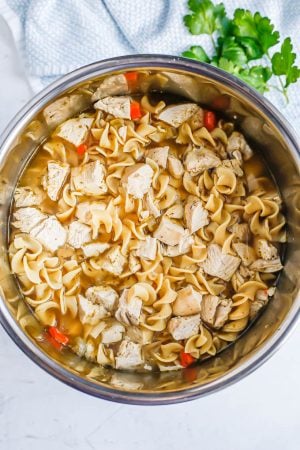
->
(182, 0, 300, 102)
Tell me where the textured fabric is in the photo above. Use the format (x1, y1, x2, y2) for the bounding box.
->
(0, 0, 300, 129)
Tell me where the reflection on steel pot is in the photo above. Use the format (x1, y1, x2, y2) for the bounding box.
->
(0, 55, 299, 404)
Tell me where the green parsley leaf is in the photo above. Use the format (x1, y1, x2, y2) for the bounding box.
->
(215, 58, 271, 93)
(184, 0, 227, 35)
(236, 37, 263, 60)
(181, 0, 299, 102)
(218, 37, 248, 65)
(214, 57, 239, 74)
(237, 66, 272, 93)
(271, 37, 300, 87)
(182, 45, 211, 62)
(232, 9, 279, 53)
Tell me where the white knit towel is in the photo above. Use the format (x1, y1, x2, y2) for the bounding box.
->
(0, 0, 299, 131)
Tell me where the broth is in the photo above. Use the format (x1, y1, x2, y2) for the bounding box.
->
(8, 86, 286, 372)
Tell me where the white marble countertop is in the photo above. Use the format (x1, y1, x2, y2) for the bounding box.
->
(0, 16, 299, 450)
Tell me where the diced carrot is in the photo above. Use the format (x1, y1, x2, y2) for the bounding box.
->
(130, 101, 142, 120)
(184, 366, 198, 382)
(48, 326, 69, 345)
(77, 144, 87, 156)
(44, 333, 62, 351)
(125, 71, 138, 83)
(211, 94, 230, 110)
(180, 351, 196, 368)
(203, 110, 217, 131)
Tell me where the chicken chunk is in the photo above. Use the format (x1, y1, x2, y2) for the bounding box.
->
(121, 163, 154, 199)
(72, 336, 89, 358)
(94, 96, 131, 119)
(115, 289, 142, 326)
(161, 233, 194, 257)
(145, 146, 169, 168)
(250, 258, 283, 273)
(102, 246, 127, 276)
(267, 286, 276, 297)
(115, 340, 143, 370)
(250, 288, 270, 319)
(167, 155, 184, 179)
(185, 195, 209, 233)
(78, 294, 108, 325)
(201, 295, 232, 329)
(165, 203, 184, 219)
(232, 243, 256, 267)
(101, 323, 125, 344)
(125, 326, 153, 345)
(168, 314, 201, 341)
(72, 337, 96, 361)
(91, 74, 129, 101)
(153, 217, 186, 246)
(128, 252, 141, 274)
(173, 285, 202, 316)
(86, 286, 118, 312)
(250, 300, 265, 319)
(255, 239, 278, 260)
(185, 148, 221, 175)
(12, 207, 47, 233)
(43, 94, 84, 128)
(202, 244, 241, 281)
(227, 132, 253, 161)
(214, 299, 232, 328)
(157, 103, 200, 128)
(222, 159, 244, 177)
(232, 150, 243, 162)
(67, 221, 91, 249)
(82, 242, 110, 258)
(75, 201, 106, 224)
(71, 160, 107, 196)
(256, 289, 269, 302)
(14, 187, 42, 208)
(144, 189, 160, 218)
(30, 216, 67, 252)
(55, 117, 93, 147)
(239, 264, 254, 279)
(42, 161, 70, 201)
(84, 340, 97, 361)
(136, 236, 157, 261)
(230, 222, 249, 242)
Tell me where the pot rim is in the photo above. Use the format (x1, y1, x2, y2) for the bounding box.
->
(0, 54, 299, 405)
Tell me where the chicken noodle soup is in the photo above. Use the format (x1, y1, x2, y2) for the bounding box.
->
(9, 75, 286, 372)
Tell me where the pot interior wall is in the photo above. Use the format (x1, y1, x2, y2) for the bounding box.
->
(0, 64, 299, 400)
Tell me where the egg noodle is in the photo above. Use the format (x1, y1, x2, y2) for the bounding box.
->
(9, 84, 285, 372)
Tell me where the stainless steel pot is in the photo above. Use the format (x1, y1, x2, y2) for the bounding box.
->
(0, 55, 299, 405)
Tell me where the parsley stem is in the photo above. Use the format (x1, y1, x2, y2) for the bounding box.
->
(266, 51, 289, 103)
(278, 76, 289, 103)
(269, 84, 283, 92)
(269, 80, 289, 103)
(210, 35, 217, 53)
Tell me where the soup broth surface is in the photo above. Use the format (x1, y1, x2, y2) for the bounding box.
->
(9, 84, 286, 372)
